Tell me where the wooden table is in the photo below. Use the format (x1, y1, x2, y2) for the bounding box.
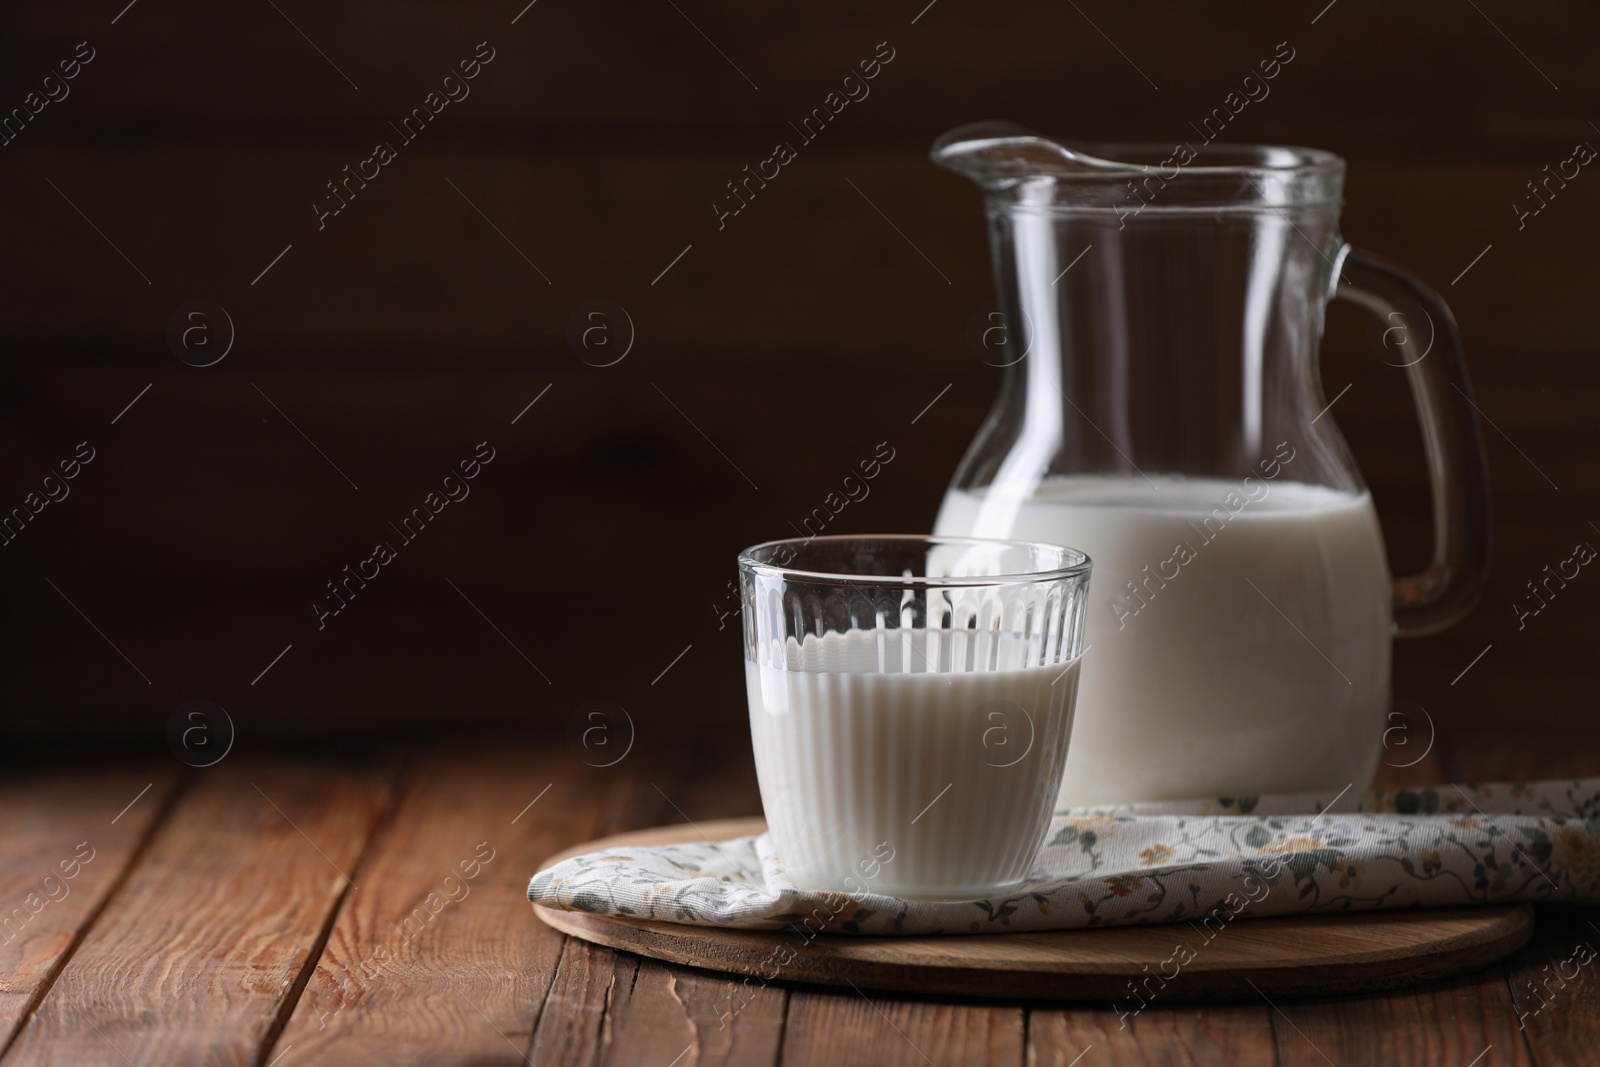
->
(1, 731, 1596, 1066)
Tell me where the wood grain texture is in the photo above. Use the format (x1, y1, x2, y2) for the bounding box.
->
(0, 761, 392, 1067)
(535, 820, 1535, 1002)
(781, 988, 1024, 1067)
(598, 959, 788, 1067)
(523, 744, 725, 1066)
(538, 894, 1538, 1003)
(0, 768, 177, 1049)
(524, 940, 639, 1067)
(1267, 971, 1534, 1067)
(524, 740, 786, 1067)
(266, 744, 613, 1064)
(527, 938, 792, 1067)
(1026, 1005, 1277, 1067)
(1505, 906, 1600, 1067)
(0, 732, 1590, 1064)
(572, 740, 785, 1067)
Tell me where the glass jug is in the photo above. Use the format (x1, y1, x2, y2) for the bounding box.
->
(929, 123, 1492, 805)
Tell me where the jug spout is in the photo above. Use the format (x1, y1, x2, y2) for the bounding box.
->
(932, 121, 1344, 209)
(931, 122, 1143, 187)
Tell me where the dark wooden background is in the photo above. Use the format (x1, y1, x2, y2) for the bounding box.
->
(0, 0, 1594, 748)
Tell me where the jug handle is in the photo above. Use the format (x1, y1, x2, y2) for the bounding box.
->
(1329, 245, 1493, 638)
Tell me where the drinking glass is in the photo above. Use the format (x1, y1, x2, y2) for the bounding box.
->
(738, 534, 1091, 899)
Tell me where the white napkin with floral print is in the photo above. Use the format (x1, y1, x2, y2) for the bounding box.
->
(528, 780, 1600, 935)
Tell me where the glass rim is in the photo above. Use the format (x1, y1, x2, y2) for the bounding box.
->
(932, 126, 1346, 211)
(932, 131, 1346, 180)
(1016, 140, 1344, 178)
(738, 534, 1092, 588)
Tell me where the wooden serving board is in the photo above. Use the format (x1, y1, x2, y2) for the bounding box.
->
(533, 818, 1536, 1002)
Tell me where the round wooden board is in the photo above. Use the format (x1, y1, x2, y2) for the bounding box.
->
(533, 818, 1536, 1002)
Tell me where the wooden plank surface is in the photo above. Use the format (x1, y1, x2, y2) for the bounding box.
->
(0, 768, 178, 1050)
(1505, 906, 1600, 1067)
(562, 751, 787, 1067)
(0, 732, 1593, 1065)
(527, 939, 645, 1067)
(524, 739, 787, 1067)
(598, 958, 789, 1067)
(525, 777, 677, 1067)
(1268, 972, 1532, 1067)
(781, 989, 1024, 1067)
(1, 760, 393, 1066)
(267, 743, 612, 1064)
(1026, 1006, 1277, 1067)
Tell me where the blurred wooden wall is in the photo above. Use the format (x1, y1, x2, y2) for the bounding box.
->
(0, 0, 1595, 745)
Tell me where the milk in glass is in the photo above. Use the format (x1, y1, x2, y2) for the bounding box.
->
(747, 628, 1079, 897)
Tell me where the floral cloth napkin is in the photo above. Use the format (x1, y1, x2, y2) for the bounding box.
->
(528, 780, 1600, 936)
